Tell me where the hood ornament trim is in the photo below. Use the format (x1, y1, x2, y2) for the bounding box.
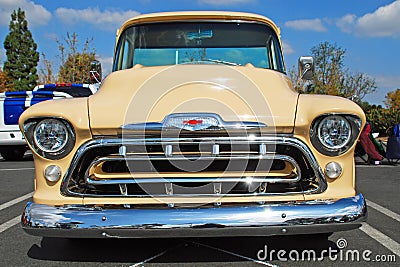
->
(121, 113, 266, 132)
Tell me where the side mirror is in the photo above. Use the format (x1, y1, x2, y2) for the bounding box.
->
(298, 56, 314, 80)
(90, 60, 102, 84)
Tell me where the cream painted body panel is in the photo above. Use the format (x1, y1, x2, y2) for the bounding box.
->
(89, 65, 298, 135)
(19, 98, 91, 205)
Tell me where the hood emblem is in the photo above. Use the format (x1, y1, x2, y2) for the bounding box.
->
(121, 113, 266, 132)
(164, 114, 219, 131)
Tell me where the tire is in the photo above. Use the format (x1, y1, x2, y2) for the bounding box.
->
(0, 148, 26, 161)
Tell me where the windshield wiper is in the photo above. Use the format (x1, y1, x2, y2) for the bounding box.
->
(180, 58, 241, 66)
(203, 58, 241, 66)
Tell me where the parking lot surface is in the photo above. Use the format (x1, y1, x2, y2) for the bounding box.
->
(0, 155, 399, 266)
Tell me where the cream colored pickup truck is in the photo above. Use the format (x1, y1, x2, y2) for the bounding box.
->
(21, 11, 366, 238)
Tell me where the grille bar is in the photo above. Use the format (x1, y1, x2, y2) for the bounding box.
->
(87, 175, 300, 185)
(85, 154, 301, 185)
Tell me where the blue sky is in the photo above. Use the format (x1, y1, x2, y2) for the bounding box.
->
(0, 0, 399, 106)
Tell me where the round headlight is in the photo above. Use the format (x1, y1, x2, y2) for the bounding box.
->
(34, 119, 69, 153)
(23, 118, 75, 159)
(310, 114, 361, 156)
(317, 115, 351, 150)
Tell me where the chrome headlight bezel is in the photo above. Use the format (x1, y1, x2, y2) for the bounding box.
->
(310, 114, 362, 156)
(23, 118, 75, 159)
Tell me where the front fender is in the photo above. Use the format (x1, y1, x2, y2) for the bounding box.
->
(18, 98, 92, 206)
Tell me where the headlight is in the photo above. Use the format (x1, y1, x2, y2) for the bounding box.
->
(34, 119, 69, 153)
(23, 118, 75, 159)
(318, 115, 351, 149)
(310, 114, 361, 156)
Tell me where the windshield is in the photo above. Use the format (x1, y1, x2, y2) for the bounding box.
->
(113, 22, 285, 72)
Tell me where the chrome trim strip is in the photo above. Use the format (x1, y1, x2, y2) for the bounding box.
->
(88, 153, 292, 161)
(22, 194, 367, 238)
(87, 176, 300, 185)
(61, 136, 326, 197)
(84, 154, 301, 185)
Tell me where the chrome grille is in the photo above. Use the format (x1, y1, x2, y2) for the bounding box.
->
(61, 136, 326, 198)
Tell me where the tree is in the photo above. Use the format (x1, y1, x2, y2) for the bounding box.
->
(342, 72, 377, 102)
(385, 89, 400, 111)
(0, 67, 13, 93)
(310, 42, 346, 95)
(38, 53, 55, 84)
(57, 32, 98, 83)
(3, 8, 39, 91)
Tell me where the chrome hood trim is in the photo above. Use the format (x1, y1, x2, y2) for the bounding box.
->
(121, 112, 266, 133)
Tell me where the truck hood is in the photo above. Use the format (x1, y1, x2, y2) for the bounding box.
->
(88, 64, 298, 135)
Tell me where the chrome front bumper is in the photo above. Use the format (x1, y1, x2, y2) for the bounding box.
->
(21, 194, 367, 238)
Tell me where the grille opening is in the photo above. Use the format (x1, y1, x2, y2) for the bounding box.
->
(100, 158, 286, 173)
(124, 143, 274, 155)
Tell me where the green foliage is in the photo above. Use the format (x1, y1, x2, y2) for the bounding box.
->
(359, 89, 400, 136)
(385, 88, 400, 111)
(362, 102, 400, 136)
(3, 8, 39, 91)
(57, 32, 97, 83)
(0, 67, 13, 92)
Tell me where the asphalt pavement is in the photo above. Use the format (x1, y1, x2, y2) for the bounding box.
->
(0, 154, 399, 266)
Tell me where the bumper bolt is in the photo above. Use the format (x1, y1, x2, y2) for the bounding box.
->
(102, 216, 107, 221)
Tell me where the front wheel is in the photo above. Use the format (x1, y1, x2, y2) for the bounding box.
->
(0, 148, 27, 161)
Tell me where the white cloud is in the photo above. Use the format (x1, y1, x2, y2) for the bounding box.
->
(198, 0, 255, 6)
(336, 14, 356, 33)
(282, 41, 294, 55)
(336, 1, 400, 37)
(0, 0, 51, 27)
(284, 19, 327, 32)
(55, 7, 140, 32)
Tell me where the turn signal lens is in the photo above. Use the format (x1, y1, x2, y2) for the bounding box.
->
(325, 162, 342, 179)
(44, 165, 62, 182)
